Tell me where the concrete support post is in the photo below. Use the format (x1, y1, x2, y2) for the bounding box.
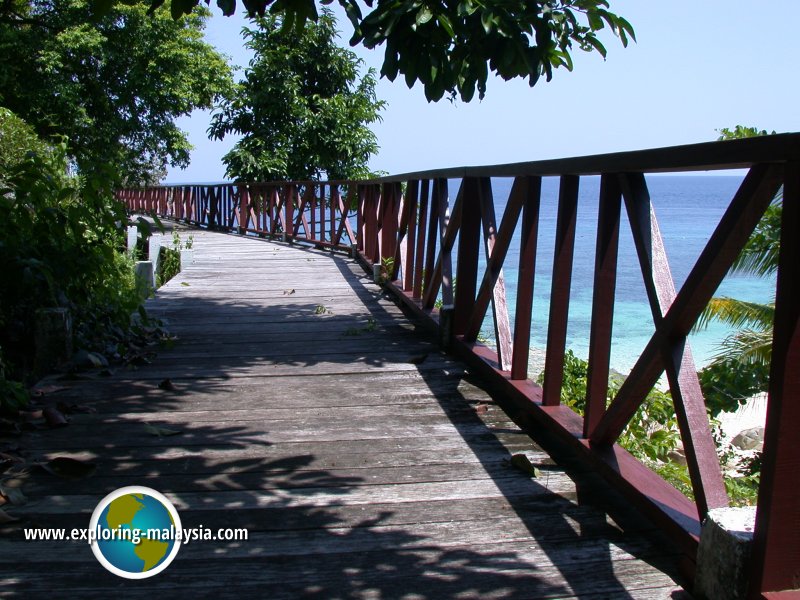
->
(126, 226, 138, 253)
(695, 507, 756, 600)
(148, 238, 162, 273)
(34, 308, 72, 375)
(135, 261, 156, 299)
(439, 305, 454, 351)
(180, 249, 194, 270)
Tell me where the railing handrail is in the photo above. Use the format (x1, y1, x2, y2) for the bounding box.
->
(116, 134, 800, 597)
(151, 133, 800, 188)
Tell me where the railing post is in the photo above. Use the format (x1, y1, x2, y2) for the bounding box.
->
(748, 162, 800, 597)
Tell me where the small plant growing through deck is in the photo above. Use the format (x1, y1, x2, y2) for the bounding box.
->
(342, 317, 379, 337)
(156, 231, 183, 287)
(314, 304, 331, 315)
(379, 257, 394, 284)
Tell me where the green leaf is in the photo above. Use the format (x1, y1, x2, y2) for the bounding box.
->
(587, 12, 604, 31)
(144, 423, 183, 437)
(415, 6, 433, 26)
(437, 14, 455, 37)
(146, 0, 166, 14)
(480, 10, 494, 34)
(90, 0, 116, 17)
(217, 0, 236, 16)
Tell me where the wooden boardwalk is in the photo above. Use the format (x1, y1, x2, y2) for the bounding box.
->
(1, 228, 687, 598)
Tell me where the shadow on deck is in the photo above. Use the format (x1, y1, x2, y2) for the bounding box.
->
(1, 229, 687, 598)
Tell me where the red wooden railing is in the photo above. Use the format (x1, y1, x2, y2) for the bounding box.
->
(117, 134, 800, 597)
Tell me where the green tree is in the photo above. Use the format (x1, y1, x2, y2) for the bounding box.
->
(0, 109, 140, 385)
(696, 126, 780, 413)
(94, 0, 634, 102)
(0, 0, 233, 183)
(209, 9, 385, 181)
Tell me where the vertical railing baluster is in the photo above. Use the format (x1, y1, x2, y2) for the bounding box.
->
(368, 185, 376, 261)
(477, 177, 513, 371)
(328, 184, 335, 245)
(404, 180, 419, 292)
(284, 184, 294, 239)
(357, 185, 365, 252)
(622, 171, 728, 515)
(542, 175, 580, 404)
(422, 179, 442, 308)
(511, 176, 542, 380)
(380, 183, 399, 266)
(413, 180, 430, 300)
(438, 179, 455, 308)
(311, 184, 318, 243)
(391, 182, 411, 282)
(584, 174, 622, 438)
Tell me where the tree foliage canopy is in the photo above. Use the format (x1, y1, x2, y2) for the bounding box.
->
(0, 0, 233, 183)
(93, 0, 633, 102)
(209, 10, 385, 181)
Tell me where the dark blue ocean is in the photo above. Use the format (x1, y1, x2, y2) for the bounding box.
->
(464, 175, 775, 373)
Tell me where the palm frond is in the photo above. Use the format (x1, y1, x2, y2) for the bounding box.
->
(694, 297, 774, 332)
(710, 329, 773, 369)
(730, 195, 782, 277)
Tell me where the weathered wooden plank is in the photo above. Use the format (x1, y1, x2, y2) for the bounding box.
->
(0, 544, 682, 600)
(2, 227, 682, 596)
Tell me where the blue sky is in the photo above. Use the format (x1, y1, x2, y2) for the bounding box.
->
(167, 0, 799, 182)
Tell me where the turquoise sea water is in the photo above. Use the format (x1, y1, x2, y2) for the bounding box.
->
(466, 175, 775, 374)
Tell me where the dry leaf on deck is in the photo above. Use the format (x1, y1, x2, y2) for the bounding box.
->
(508, 454, 541, 478)
(0, 508, 20, 525)
(39, 457, 96, 480)
(408, 353, 429, 365)
(0, 485, 27, 505)
(42, 406, 69, 428)
(158, 379, 177, 391)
